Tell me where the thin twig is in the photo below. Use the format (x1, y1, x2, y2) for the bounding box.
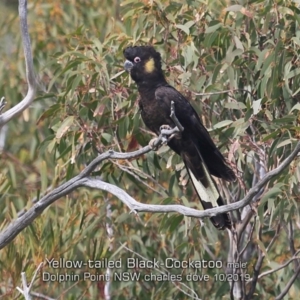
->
(28, 262, 44, 291)
(16, 262, 44, 300)
(257, 253, 300, 280)
(237, 217, 256, 259)
(191, 88, 253, 98)
(30, 292, 56, 300)
(266, 223, 281, 252)
(287, 220, 299, 270)
(123, 161, 168, 193)
(16, 273, 31, 300)
(113, 161, 167, 197)
(275, 264, 300, 300)
(246, 227, 264, 300)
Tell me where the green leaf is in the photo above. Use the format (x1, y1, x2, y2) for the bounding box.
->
(260, 185, 283, 207)
(273, 115, 295, 124)
(110, 70, 126, 81)
(252, 99, 262, 115)
(226, 5, 243, 12)
(205, 23, 222, 34)
(256, 239, 269, 259)
(56, 116, 75, 139)
(290, 103, 300, 112)
(265, 109, 273, 121)
(233, 36, 244, 50)
(262, 130, 279, 142)
(285, 68, 300, 80)
(40, 161, 48, 193)
(36, 103, 62, 124)
(224, 102, 247, 110)
(175, 21, 195, 35)
(101, 133, 112, 144)
(212, 120, 233, 129)
(277, 139, 294, 148)
(169, 215, 184, 232)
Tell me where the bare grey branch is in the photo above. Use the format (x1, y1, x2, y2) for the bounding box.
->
(0, 0, 37, 126)
(0, 138, 299, 250)
(16, 262, 46, 300)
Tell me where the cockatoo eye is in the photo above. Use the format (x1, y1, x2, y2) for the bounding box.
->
(134, 57, 141, 63)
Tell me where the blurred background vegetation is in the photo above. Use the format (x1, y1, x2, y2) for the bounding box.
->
(0, 0, 300, 299)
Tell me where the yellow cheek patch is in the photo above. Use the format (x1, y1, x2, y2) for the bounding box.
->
(144, 58, 155, 73)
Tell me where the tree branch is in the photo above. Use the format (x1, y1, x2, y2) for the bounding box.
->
(246, 228, 264, 300)
(16, 262, 44, 300)
(275, 264, 300, 300)
(0, 139, 299, 249)
(0, 126, 177, 248)
(191, 88, 253, 98)
(0, 0, 37, 126)
(257, 252, 300, 280)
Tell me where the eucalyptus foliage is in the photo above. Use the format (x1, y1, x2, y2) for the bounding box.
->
(0, 0, 300, 299)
